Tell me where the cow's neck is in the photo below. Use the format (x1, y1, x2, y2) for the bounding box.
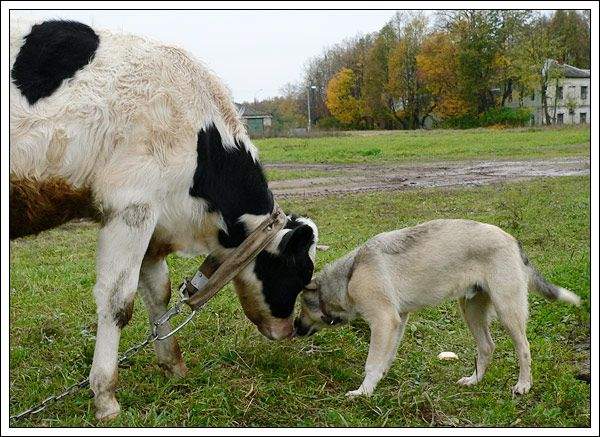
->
(189, 123, 274, 250)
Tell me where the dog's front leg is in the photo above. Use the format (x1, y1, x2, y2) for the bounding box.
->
(346, 311, 402, 398)
(89, 203, 157, 420)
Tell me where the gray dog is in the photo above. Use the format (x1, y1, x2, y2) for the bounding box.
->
(294, 219, 580, 397)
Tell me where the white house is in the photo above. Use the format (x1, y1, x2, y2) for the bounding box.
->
(505, 60, 590, 125)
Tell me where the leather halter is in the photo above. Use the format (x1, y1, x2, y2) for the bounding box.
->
(180, 204, 287, 310)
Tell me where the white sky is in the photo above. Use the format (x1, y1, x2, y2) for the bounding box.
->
(10, 10, 396, 102)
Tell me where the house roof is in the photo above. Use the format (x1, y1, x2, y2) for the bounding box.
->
(235, 103, 272, 118)
(547, 60, 590, 78)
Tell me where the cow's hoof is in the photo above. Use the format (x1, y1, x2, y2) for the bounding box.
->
(95, 397, 120, 421)
(160, 360, 188, 378)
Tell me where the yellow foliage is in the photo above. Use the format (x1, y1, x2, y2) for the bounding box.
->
(325, 68, 362, 126)
(417, 33, 469, 118)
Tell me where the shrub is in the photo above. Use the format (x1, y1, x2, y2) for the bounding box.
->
(478, 107, 533, 127)
(442, 107, 533, 129)
(316, 116, 342, 130)
(441, 113, 480, 129)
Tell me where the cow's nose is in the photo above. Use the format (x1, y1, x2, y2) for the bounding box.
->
(293, 318, 311, 337)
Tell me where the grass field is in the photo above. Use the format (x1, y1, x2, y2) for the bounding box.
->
(9, 176, 590, 427)
(256, 125, 590, 164)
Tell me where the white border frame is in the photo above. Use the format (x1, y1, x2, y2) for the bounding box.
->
(1, 2, 597, 435)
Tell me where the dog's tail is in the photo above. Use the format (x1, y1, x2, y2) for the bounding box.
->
(519, 242, 581, 306)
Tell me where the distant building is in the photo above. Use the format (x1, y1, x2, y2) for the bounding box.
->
(235, 103, 273, 136)
(505, 60, 590, 125)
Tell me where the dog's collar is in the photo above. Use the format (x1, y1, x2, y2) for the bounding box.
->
(318, 291, 343, 326)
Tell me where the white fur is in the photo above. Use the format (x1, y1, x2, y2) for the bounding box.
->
(9, 19, 277, 420)
(556, 287, 581, 306)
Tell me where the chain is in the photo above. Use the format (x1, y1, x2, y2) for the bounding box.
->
(9, 286, 197, 422)
(10, 204, 285, 422)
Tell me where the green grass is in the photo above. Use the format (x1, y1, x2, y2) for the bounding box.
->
(256, 126, 590, 164)
(9, 176, 589, 427)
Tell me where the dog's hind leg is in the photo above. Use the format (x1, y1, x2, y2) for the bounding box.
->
(457, 292, 495, 387)
(488, 274, 532, 395)
(138, 249, 187, 377)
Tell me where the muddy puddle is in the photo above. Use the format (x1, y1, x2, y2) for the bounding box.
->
(266, 157, 589, 198)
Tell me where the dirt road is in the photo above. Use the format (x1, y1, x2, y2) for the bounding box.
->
(267, 156, 589, 198)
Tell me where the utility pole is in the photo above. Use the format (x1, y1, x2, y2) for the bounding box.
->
(307, 85, 316, 132)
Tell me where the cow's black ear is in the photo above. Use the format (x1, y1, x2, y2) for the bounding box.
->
(280, 225, 314, 257)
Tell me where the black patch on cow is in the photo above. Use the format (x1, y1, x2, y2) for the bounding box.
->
(254, 224, 315, 318)
(11, 20, 100, 105)
(284, 214, 305, 230)
(190, 124, 273, 248)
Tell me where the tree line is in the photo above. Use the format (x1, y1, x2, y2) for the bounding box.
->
(241, 10, 590, 133)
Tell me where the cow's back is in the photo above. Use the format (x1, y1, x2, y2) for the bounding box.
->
(9, 19, 251, 239)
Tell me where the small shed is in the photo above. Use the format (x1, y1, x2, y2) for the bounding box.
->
(236, 104, 273, 136)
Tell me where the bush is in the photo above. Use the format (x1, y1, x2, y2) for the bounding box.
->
(443, 107, 533, 129)
(442, 113, 480, 129)
(315, 116, 342, 130)
(479, 107, 533, 127)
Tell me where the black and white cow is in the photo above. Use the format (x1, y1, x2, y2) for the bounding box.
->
(9, 19, 318, 420)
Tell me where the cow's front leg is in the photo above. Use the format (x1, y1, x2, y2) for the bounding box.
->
(138, 251, 187, 377)
(89, 203, 157, 420)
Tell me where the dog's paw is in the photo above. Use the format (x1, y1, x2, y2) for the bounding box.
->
(345, 387, 372, 398)
(512, 380, 531, 396)
(345, 389, 364, 398)
(457, 375, 478, 386)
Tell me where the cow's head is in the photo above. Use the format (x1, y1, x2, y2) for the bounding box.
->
(191, 124, 318, 339)
(228, 215, 317, 340)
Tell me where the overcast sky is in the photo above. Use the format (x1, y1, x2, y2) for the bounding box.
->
(11, 10, 397, 102)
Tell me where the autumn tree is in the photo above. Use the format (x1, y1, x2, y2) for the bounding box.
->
(325, 68, 363, 127)
(438, 10, 533, 113)
(509, 16, 562, 124)
(387, 14, 432, 129)
(548, 10, 591, 68)
(304, 34, 374, 123)
(363, 23, 398, 128)
(249, 9, 591, 132)
(417, 32, 469, 118)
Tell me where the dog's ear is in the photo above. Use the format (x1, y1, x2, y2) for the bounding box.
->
(304, 277, 317, 291)
(281, 225, 314, 257)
